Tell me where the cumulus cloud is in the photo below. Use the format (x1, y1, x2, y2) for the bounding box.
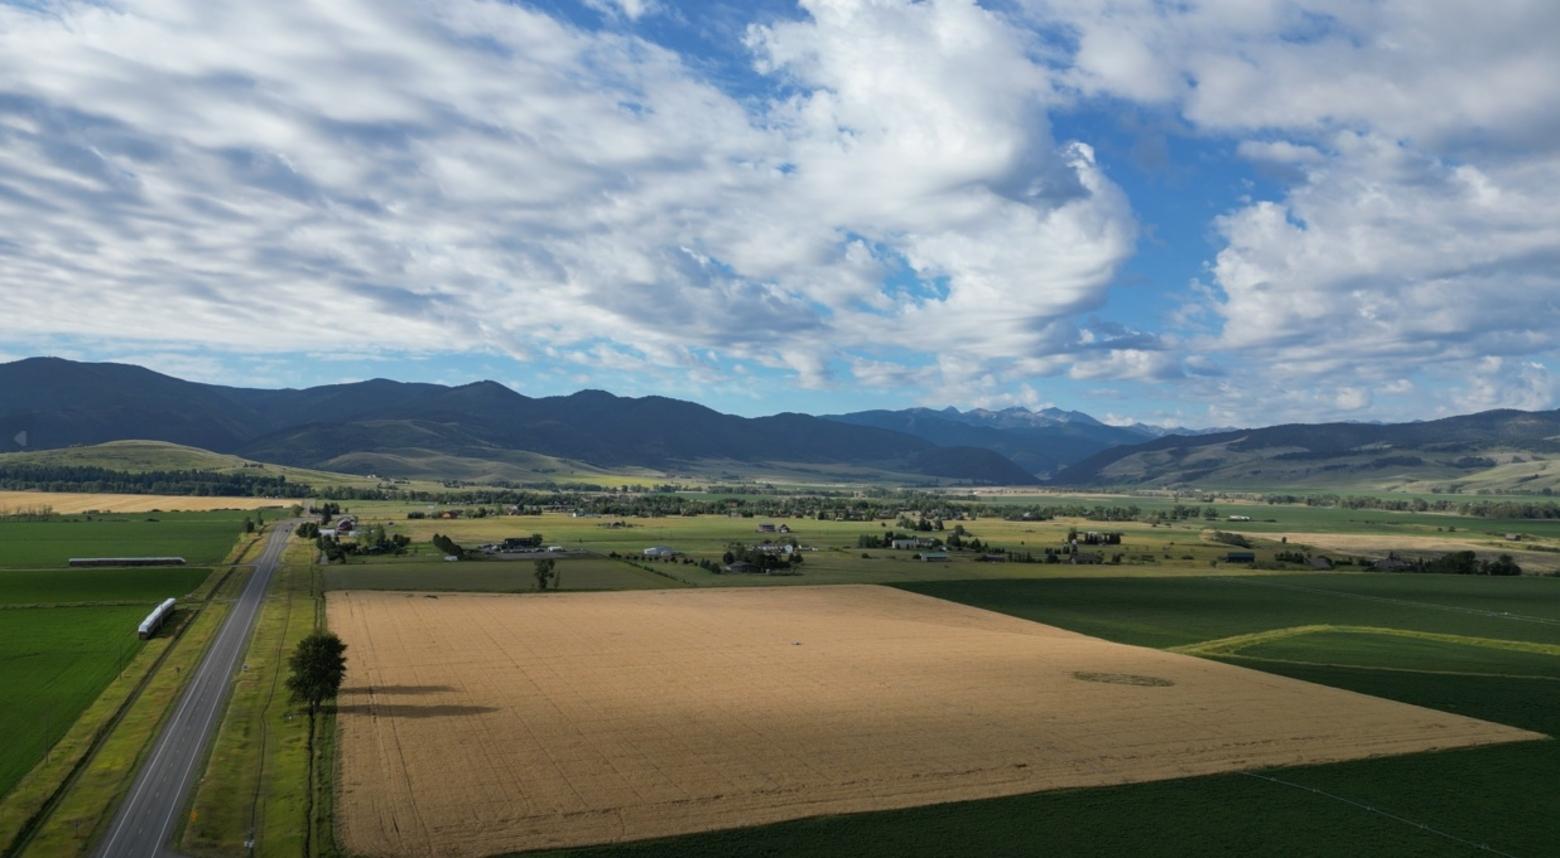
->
(1017, 0, 1560, 421)
(0, 0, 1135, 392)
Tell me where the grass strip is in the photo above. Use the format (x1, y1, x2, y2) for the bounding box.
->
(182, 541, 319, 857)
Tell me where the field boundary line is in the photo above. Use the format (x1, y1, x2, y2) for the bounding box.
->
(1218, 577, 1560, 627)
(1213, 653, 1560, 682)
(1174, 624, 1560, 658)
(1239, 771, 1521, 857)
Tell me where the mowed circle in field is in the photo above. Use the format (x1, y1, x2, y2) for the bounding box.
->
(328, 586, 1539, 857)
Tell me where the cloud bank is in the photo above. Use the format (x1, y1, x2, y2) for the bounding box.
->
(0, 0, 1556, 422)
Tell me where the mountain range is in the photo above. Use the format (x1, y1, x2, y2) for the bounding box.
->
(822, 406, 1225, 476)
(0, 357, 1040, 485)
(1054, 409, 1560, 491)
(4, 357, 1556, 492)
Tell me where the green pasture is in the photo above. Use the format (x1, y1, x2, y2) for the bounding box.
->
(0, 606, 147, 797)
(1228, 629, 1560, 677)
(325, 556, 690, 592)
(0, 566, 210, 605)
(0, 511, 254, 568)
(901, 574, 1560, 648)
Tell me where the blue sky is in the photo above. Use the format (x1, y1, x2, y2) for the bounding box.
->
(1, 0, 1557, 426)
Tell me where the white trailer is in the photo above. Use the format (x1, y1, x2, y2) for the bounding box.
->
(137, 598, 177, 640)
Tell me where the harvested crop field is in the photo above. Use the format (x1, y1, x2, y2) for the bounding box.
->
(0, 490, 282, 514)
(328, 586, 1539, 857)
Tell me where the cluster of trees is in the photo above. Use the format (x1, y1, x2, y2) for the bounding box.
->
(0, 464, 311, 497)
(1006, 503, 1147, 522)
(312, 523, 409, 563)
(1259, 493, 1560, 519)
(721, 542, 804, 573)
(1381, 551, 1523, 576)
(1207, 531, 1253, 548)
(533, 558, 556, 590)
(857, 530, 917, 549)
(431, 533, 467, 559)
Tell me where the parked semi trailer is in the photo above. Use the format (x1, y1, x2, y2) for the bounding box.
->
(138, 598, 177, 640)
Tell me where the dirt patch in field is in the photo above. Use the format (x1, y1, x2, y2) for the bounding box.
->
(0, 490, 283, 514)
(328, 586, 1539, 857)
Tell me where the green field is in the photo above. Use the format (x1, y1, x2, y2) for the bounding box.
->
(0, 606, 145, 797)
(0, 512, 242, 815)
(325, 556, 691, 592)
(0, 511, 254, 568)
(533, 572, 1559, 857)
(0, 567, 210, 605)
(900, 574, 1560, 648)
(1231, 630, 1560, 677)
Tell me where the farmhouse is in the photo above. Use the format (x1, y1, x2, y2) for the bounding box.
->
(890, 538, 919, 550)
(723, 561, 757, 574)
(69, 556, 186, 567)
(920, 551, 949, 562)
(1228, 515, 1253, 522)
(642, 546, 680, 558)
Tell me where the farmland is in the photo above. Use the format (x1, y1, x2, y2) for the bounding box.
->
(0, 607, 146, 797)
(326, 586, 1533, 857)
(0, 509, 262, 568)
(326, 556, 689, 592)
(527, 572, 1560, 857)
(0, 566, 209, 606)
(0, 488, 285, 514)
(0, 508, 251, 831)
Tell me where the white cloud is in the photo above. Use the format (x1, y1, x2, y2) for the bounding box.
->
(1015, 0, 1560, 421)
(1235, 140, 1323, 165)
(0, 0, 1136, 393)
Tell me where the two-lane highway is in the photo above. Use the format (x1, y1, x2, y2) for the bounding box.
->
(96, 521, 295, 857)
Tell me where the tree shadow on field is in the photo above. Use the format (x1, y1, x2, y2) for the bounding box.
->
(337, 684, 456, 696)
(334, 703, 499, 719)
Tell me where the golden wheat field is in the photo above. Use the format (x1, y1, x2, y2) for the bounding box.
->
(0, 490, 284, 514)
(328, 586, 1537, 857)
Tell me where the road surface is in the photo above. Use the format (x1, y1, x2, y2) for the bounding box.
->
(95, 521, 295, 857)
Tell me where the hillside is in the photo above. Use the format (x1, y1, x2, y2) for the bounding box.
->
(1052, 409, 1560, 492)
(0, 440, 443, 492)
(0, 358, 1038, 485)
(824, 407, 1173, 476)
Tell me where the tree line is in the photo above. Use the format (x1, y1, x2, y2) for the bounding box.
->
(0, 463, 311, 497)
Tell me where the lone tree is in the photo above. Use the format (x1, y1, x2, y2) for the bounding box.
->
(533, 558, 556, 591)
(286, 631, 347, 714)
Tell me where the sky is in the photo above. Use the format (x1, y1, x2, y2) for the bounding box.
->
(0, 0, 1557, 427)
